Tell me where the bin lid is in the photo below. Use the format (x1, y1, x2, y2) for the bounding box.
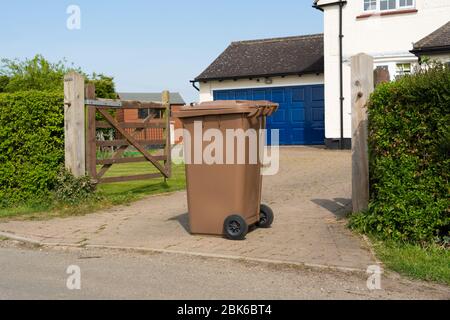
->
(173, 100, 278, 118)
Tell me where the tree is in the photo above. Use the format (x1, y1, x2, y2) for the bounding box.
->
(0, 75, 9, 93)
(0, 54, 117, 98)
(0, 55, 73, 92)
(87, 73, 118, 99)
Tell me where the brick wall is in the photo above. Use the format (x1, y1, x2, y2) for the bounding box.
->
(118, 104, 185, 143)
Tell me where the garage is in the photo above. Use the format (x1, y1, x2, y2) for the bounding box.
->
(192, 33, 325, 146)
(213, 85, 325, 145)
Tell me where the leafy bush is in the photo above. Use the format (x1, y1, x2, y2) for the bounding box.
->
(0, 91, 64, 204)
(1, 55, 117, 98)
(350, 65, 450, 243)
(53, 168, 97, 205)
(0, 75, 9, 93)
(0, 55, 73, 92)
(88, 73, 118, 99)
(0, 54, 118, 208)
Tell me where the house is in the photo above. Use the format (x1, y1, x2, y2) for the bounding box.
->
(410, 21, 450, 63)
(192, 0, 450, 148)
(117, 92, 185, 144)
(313, 0, 450, 148)
(193, 35, 325, 146)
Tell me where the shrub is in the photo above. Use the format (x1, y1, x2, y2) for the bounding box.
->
(0, 55, 118, 208)
(0, 55, 72, 92)
(350, 65, 450, 243)
(53, 168, 97, 205)
(1, 55, 117, 98)
(0, 90, 64, 204)
(0, 75, 9, 93)
(88, 73, 118, 99)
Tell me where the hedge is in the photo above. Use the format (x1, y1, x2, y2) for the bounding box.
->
(0, 91, 64, 205)
(350, 65, 450, 243)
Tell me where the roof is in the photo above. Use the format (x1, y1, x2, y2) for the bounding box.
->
(313, 0, 347, 10)
(195, 34, 324, 82)
(412, 21, 450, 55)
(117, 92, 185, 105)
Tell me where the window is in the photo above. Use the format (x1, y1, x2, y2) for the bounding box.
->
(364, 0, 377, 11)
(364, 0, 415, 12)
(399, 0, 414, 8)
(380, 0, 396, 11)
(138, 109, 162, 120)
(396, 63, 412, 76)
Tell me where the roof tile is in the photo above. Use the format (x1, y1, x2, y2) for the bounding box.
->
(413, 21, 450, 52)
(195, 34, 324, 81)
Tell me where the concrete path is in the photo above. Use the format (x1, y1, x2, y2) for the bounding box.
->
(0, 147, 375, 271)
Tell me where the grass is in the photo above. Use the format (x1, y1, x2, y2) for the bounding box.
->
(96, 162, 186, 205)
(0, 162, 186, 221)
(369, 238, 450, 286)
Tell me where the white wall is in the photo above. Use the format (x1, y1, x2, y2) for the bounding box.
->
(199, 74, 324, 102)
(426, 53, 450, 63)
(321, 0, 450, 139)
(342, 0, 450, 56)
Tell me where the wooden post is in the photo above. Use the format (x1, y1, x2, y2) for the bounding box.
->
(64, 72, 86, 177)
(85, 83, 97, 180)
(351, 53, 374, 213)
(162, 91, 172, 179)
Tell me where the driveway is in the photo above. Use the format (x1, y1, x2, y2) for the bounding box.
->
(0, 147, 375, 270)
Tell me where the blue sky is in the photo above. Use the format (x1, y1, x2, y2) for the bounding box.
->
(0, 1, 323, 102)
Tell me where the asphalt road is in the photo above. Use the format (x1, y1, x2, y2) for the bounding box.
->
(0, 242, 448, 300)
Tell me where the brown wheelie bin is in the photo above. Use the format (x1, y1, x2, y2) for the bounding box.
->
(173, 100, 278, 240)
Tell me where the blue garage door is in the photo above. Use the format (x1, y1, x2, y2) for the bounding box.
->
(213, 85, 325, 145)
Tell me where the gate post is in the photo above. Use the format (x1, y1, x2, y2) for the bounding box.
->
(351, 53, 374, 213)
(64, 71, 86, 177)
(85, 83, 97, 180)
(162, 90, 172, 178)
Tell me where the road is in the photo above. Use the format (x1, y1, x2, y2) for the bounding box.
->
(0, 241, 448, 300)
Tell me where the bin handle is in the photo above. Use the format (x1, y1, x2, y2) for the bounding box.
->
(247, 108, 262, 118)
(267, 105, 278, 116)
(262, 107, 272, 116)
(245, 104, 278, 118)
(249, 106, 276, 118)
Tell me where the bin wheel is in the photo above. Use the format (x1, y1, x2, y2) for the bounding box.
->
(224, 215, 248, 241)
(257, 204, 274, 228)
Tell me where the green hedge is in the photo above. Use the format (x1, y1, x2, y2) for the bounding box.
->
(0, 91, 64, 205)
(351, 65, 450, 243)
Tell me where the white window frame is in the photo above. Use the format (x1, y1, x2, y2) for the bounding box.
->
(362, 0, 415, 13)
(398, 0, 415, 9)
(396, 63, 412, 76)
(363, 0, 377, 12)
(379, 0, 397, 11)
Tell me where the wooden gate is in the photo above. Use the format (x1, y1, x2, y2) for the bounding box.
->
(83, 84, 171, 184)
